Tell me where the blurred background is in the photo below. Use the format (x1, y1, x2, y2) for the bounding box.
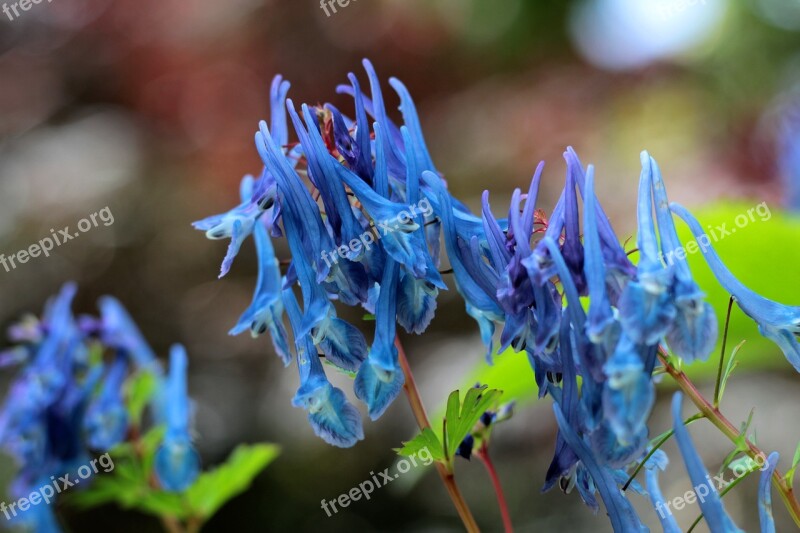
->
(1, 0, 800, 531)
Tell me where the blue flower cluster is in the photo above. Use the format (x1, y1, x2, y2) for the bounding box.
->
(198, 60, 799, 527)
(0, 284, 200, 532)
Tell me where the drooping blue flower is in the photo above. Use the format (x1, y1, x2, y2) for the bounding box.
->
(228, 220, 291, 365)
(283, 289, 364, 447)
(618, 153, 676, 346)
(395, 125, 445, 334)
(648, 153, 718, 363)
(671, 203, 800, 370)
(192, 75, 291, 277)
(154, 345, 201, 492)
(83, 355, 129, 450)
(601, 335, 654, 446)
(551, 404, 648, 532)
(354, 258, 405, 420)
(98, 295, 160, 372)
(426, 170, 503, 361)
(583, 165, 621, 351)
(671, 392, 742, 532)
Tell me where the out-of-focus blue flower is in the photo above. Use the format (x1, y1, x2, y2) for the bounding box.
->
(672, 203, 800, 370)
(154, 345, 200, 492)
(98, 295, 159, 372)
(84, 355, 129, 450)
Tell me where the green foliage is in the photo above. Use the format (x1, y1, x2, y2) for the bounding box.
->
(186, 444, 280, 520)
(71, 426, 279, 528)
(398, 386, 502, 471)
(125, 370, 158, 429)
(397, 428, 445, 463)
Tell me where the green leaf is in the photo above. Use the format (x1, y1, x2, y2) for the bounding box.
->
(125, 370, 158, 428)
(135, 491, 188, 519)
(397, 428, 444, 462)
(443, 386, 502, 466)
(186, 443, 280, 519)
(785, 441, 800, 489)
(717, 340, 745, 404)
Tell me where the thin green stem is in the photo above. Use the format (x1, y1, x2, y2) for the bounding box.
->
(713, 297, 735, 408)
(395, 336, 480, 533)
(659, 350, 800, 528)
(623, 413, 704, 491)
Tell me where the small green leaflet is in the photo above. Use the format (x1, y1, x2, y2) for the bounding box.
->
(397, 427, 444, 462)
(186, 443, 280, 520)
(444, 386, 502, 464)
(398, 386, 502, 470)
(717, 340, 746, 405)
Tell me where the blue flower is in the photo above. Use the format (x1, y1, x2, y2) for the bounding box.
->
(618, 153, 676, 346)
(84, 355, 129, 450)
(283, 289, 364, 447)
(228, 220, 291, 365)
(583, 165, 621, 350)
(670, 392, 742, 532)
(427, 170, 503, 361)
(192, 75, 290, 277)
(644, 449, 680, 533)
(154, 345, 201, 492)
(98, 295, 159, 372)
(354, 258, 405, 420)
(759, 452, 779, 533)
(647, 153, 718, 363)
(671, 202, 800, 370)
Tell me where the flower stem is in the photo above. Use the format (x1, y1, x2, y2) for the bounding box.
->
(713, 296, 735, 408)
(659, 350, 800, 528)
(475, 444, 513, 533)
(395, 336, 480, 533)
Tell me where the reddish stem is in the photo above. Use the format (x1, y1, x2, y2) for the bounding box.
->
(475, 444, 513, 533)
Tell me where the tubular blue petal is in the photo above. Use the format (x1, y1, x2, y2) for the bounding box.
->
(98, 296, 159, 372)
(284, 290, 364, 447)
(354, 258, 405, 419)
(155, 345, 201, 492)
(644, 450, 681, 533)
(671, 203, 800, 368)
(229, 222, 291, 365)
(671, 393, 742, 532)
(84, 356, 129, 450)
(759, 452, 779, 533)
(583, 165, 617, 345)
(552, 405, 648, 532)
